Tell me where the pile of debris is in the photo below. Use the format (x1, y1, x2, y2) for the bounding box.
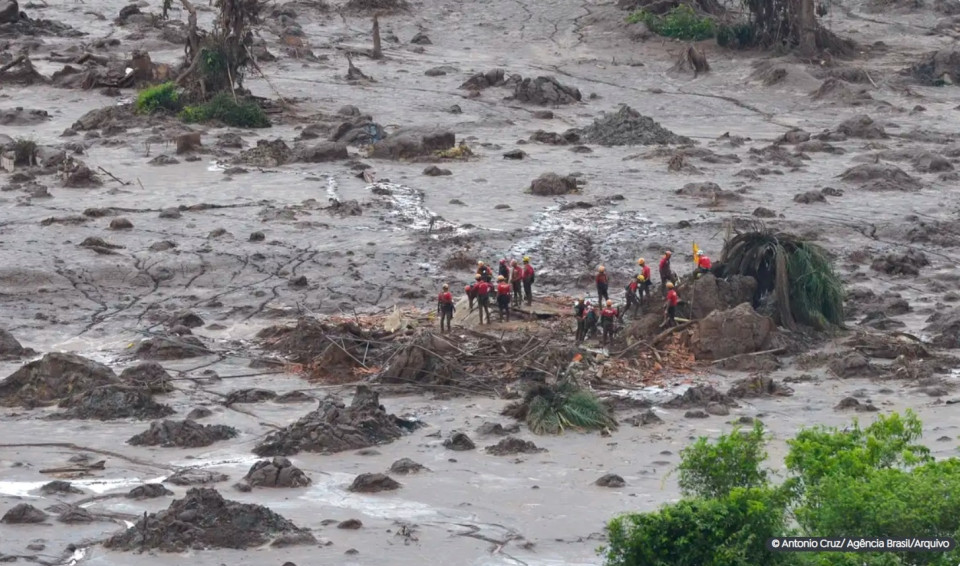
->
(52, 385, 174, 420)
(570, 106, 693, 146)
(253, 385, 411, 456)
(0, 353, 120, 408)
(128, 419, 238, 448)
(103, 488, 316, 551)
(237, 457, 312, 489)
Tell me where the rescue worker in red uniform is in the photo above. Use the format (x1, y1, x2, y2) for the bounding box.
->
(584, 302, 599, 340)
(637, 258, 652, 303)
(664, 281, 679, 327)
(596, 265, 609, 305)
(600, 299, 619, 345)
(465, 274, 480, 312)
(510, 259, 524, 307)
(498, 259, 510, 281)
(496, 275, 512, 322)
(476, 261, 493, 283)
(695, 250, 712, 276)
(625, 275, 643, 316)
(574, 297, 587, 343)
(475, 277, 492, 324)
(437, 283, 455, 333)
(522, 256, 535, 305)
(659, 251, 676, 296)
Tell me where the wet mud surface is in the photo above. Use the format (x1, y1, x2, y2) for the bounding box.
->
(3, 0, 960, 563)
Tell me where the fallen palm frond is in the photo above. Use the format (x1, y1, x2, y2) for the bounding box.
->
(719, 222, 844, 330)
(504, 380, 617, 435)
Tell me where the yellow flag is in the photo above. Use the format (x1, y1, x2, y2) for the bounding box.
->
(692, 242, 700, 265)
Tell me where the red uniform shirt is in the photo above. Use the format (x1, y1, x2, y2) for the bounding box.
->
(596, 272, 608, 284)
(497, 282, 511, 296)
(698, 256, 712, 269)
(523, 265, 535, 281)
(659, 256, 670, 270)
(475, 281, 490, 295)
(512, 265, 523, 281)
(438, 291, 453, 304)
(629, 281, 638, 292)
(666, 289, 679, 307)
(601, 307, 617, 319)
(642, 265, 651, 281)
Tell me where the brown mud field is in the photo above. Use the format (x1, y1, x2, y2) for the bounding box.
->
(3, 0, 960, 563)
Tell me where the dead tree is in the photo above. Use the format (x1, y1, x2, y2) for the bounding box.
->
(372, 14, 383, 60)
(174, 0, 259, 99)
(743, 0, 853, 56)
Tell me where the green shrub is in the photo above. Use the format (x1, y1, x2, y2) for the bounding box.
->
(135, 82, 181, 114)
(716, 23, 757, 48)
(677, 422, 769, 498)
(627, 5, 715, 41)
(12, 137, 38, 166)
(180, 93, 270, 128)
(604, 487, 789, 566)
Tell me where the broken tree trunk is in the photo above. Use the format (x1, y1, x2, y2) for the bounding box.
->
(672, 45, 710, 77)
(372, 14, 383, 60)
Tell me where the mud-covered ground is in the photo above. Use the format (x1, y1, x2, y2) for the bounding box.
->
(2, 0, 960, 562)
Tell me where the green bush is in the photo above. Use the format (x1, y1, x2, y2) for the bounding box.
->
(603, 412, 960, 566)
(677, 422, 769, 498)
(604, 487, 789, 566)
(135, 82, 181, 114)
(627, 5, 715, 41)
(180, 93, 270, 128)
(12, 137, 38, 166)
(716, 23, 757, 49)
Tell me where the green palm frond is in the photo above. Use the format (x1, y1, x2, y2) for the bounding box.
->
(520, 380, 617, 435)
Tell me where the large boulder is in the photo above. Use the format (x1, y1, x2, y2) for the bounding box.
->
(54, 385, 174, 420)
(691, 303, 775, 360)
(681, 274, 757, 320)
(0, 329, 31, 359)
(0, 0, 20, 25)
(294, 142, 348, 163)
(529, 173, 579, 196)
(369, 131, 455, 160)
(241, 457, 311, 488)
(512, 76, 581, 105)
(0, 353, 119, 408)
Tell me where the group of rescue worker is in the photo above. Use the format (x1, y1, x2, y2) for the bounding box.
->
(436, 247, 715, 344)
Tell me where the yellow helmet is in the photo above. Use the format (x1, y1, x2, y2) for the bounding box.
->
(666, 281, 675, 289)
(637, 258, 645, 265)
(443, 283, 449, 289)
(637, 275, 645, 282)
(523, 256, 530, 263)
(478, 260, 484, 266)
(598, 265, 605, 272)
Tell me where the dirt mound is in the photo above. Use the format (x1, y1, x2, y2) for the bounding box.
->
(828, 352, 876, 378)
(0, 329, 34, 359)
(241, 457, 311, 488)
(443, 432, 476, 451)
(691, 303, 776, 360)
(128, 419, 238, 448)
(119, 362, 174, 393)
(224, 388, 277, 405)
(369, 130, 456, 160)
(529, 173, 579, 196)
(348, 473, 400, 492)
(343, 0, 408, 12)
(0, 107, 48, 126)
(127, 484, 173, 499)
(910, 50, 960, 86)
(595, 473, 625, 488)
(234, 139, 292, 167)
(40, 480, 83, 495)
(389, 458, 427, 474)
(676, 182, 742, 202)
(103, 487, 315, 551)
(0, 352, 119, 408)
(458, 69, 520, 90)
(253, 386, 406, 456)
(839, 163, 921, 192)
(794, 190, 826, 204)
(924, 309, 960, 348)
(835, 114, 888, 139)
(476, 421, 520, 436)
(485, 437, 545, 455)
(871, 250, 928, 275)
(53, 385, 174, 420)
(663, 385, 738, 409)
(135, 336, 211, 360)
(378, 332, 465, 388)
(572, 106, 691, 146)
(166, 468, 230, 486)
(844, 331, 929, 360)
(624, 409, 663, 426)
(727, 376, 794, 398)
(810, 79, 873, 105)
(511, 76, 581, 105)
(835, 397, 878, 412)
(1, 504, 48, 524)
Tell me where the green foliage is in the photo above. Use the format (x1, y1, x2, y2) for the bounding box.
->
(180, 93, 271, 128)
(627, 5, 715, 41)
(716, 22, 757, 49)
(678, 422, 769, 498)
(602, 412, 960, 566)
(786, 242, 845, 329)
(521, 380, 617, 435)
(604, 487, 789, 566)
(135, 82, 181, 114)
